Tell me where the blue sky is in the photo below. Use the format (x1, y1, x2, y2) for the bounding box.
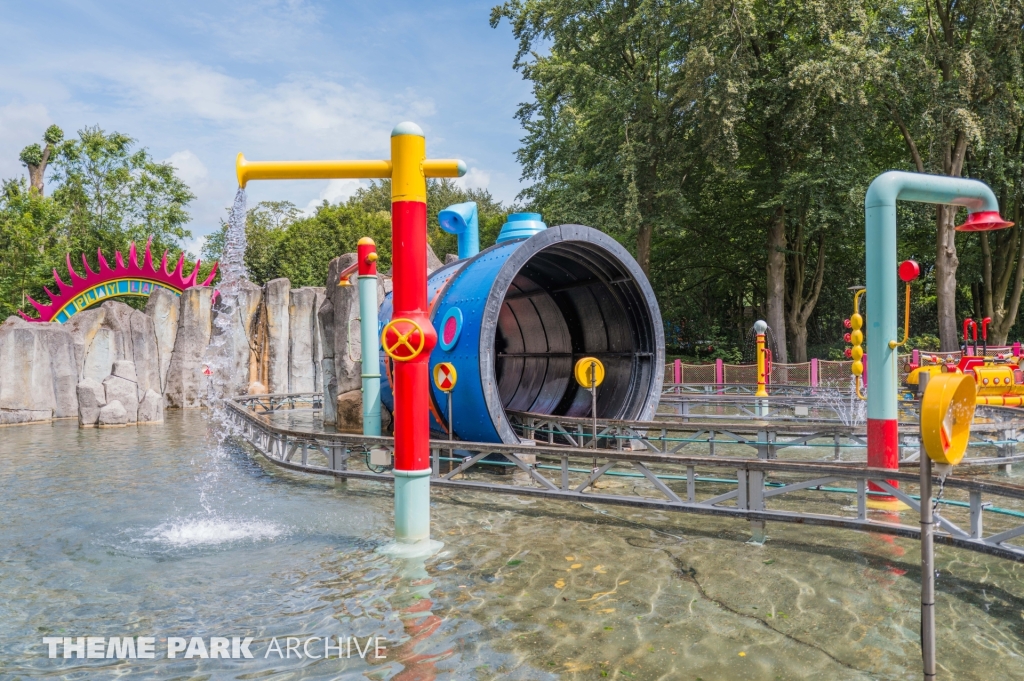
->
(0, 0, 533, 253)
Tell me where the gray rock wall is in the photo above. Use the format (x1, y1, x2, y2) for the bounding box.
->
(0, 317, 78, 422)
(326, 256, 361, 398)
(264, 278, 290, 394)
(311, 287, 326, 393)
(317, 297, 337, 425)
(2, 263, 348, 424)
(164, 286, 214, 408)
(144, 288, 179, 392)
(288, 287, 318, 393)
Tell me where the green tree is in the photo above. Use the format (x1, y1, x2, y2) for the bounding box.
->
(881, 0, 1024, 350)
(19, 125, 64, 195)
(50, 126, 194, 266)
(493, 0, 888, 361)
(491, 0, 690, 276)
(1, 125, 197, 319)
(0, 179, 68, 318)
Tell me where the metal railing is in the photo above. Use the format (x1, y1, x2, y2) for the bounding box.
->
(226, 394, 1024, 563)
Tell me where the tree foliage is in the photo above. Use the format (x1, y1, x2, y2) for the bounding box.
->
(202, 180, 509, 287)
(493, 0, 1024, 359)
(1, 126, 197, 318)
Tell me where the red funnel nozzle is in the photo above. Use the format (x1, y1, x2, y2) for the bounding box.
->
(956, 210, 1014, 231)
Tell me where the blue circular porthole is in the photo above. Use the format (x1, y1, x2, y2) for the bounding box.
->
(438, 307, 463, 351)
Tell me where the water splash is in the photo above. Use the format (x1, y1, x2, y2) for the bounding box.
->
(220, 187, 250, 292)
(818, 377, 866, 428)
(145, 516, 285, 548)
(203, 188, 250, 415)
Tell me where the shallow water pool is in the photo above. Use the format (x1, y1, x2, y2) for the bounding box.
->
(1, 412, 1022, 679)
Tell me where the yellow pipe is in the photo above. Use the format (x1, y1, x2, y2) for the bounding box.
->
(236, 154, 467, 189)
(755, 333, 768, 397)
(236, 153, 392, 188)
(888, 281, 912, 349)
(422, 159, 466, 178)
(856, 379, 866, 401)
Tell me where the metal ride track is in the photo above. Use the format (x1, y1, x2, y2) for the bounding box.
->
(226, 394, 1024, 563)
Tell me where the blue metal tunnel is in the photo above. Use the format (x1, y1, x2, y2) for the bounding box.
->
(379, 223, 664, 444)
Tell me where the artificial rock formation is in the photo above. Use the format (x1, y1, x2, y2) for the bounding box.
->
(288, 286, 319, 393)
(145, 287, 179, 391)
(164, 286, 214, 408)
(138, 389, 164, 423)
(321, 255, 358, 425)
(1, 253, 356, 426)
(98, 400, 128, 427)
(103, 360, 140, 422)
(0, 317, 78, 424)
(265, 278, 290, 394)
(336, 389, 363, 432)
(77, 379, 106, 427)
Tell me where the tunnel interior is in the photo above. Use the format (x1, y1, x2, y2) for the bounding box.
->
(492, 242, 658, 420)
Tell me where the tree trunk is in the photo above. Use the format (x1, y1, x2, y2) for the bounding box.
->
(935, 204, 960, 351)
(785, 226, 826, 363)
(25, 144, 52, 195)
(766, 205, 788, 362)
(636, 221, 652, 276)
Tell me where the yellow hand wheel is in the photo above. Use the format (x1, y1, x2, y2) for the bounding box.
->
(381, 318, 426, 362)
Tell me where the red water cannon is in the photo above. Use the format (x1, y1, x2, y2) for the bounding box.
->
(890, 260, 920, 350)
(898, 259, 921, 283)
(962, 318, 978, 356)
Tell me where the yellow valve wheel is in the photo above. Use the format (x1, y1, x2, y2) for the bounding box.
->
(574, 357, 605, 389)
(921, 373, 977, 465)
(381, 318, 426, 362)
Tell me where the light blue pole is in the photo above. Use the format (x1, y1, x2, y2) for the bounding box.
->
(863, 171, 1003, 469)
(358, 272, 381, 436)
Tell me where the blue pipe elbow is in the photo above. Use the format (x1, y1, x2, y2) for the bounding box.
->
(438, 201, 479, 259)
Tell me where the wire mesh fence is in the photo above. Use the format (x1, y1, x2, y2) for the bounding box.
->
(665, 345, 1021, 388)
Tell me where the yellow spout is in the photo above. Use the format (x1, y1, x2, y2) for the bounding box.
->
(236, 153, 392, 188)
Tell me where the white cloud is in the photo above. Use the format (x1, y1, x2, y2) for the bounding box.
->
(303, 178, 363, 214)
(166, 150, 208, 186)
(454, 166, 491, 192)
(69, 55, 436, 156)
(182, 234, 208, 259)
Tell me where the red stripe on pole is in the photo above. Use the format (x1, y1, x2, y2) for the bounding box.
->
(390, 199, 435, 473)
(867, 417, 899, 494)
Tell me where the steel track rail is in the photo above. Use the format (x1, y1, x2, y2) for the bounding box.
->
(226, 395, 1024, 563)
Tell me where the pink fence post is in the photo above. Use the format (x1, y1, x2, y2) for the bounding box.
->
(673, 359, 682, 394)
(810, 358, 818, 388)
(715, 358, 724, 394)
(912, 349, 919, 365)
(1014, 342, 1021, 358)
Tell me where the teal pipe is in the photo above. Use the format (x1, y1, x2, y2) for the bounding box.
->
(359, 271, 381, 435)
(863, 171, 1003, 466)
